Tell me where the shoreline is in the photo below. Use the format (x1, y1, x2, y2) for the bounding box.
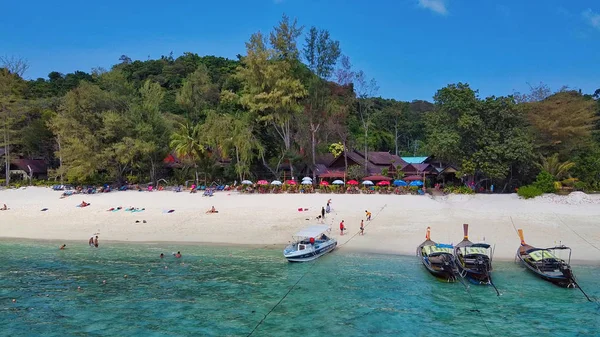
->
(2, 236, 600, 266)
(2, 187, 600, 263)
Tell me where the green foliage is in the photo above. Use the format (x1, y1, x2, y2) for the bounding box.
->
(526, 91, 597, 158)
(572, 147, 600, 189)
(533, 171, 557, 193)
(425, 83, 534, 180)
(442, 186, 474, 194)
(328, 142, 344, 157)
(537, 154, 575, 180)
(346, 165, 363, 180)
(517, 185, 543, 199)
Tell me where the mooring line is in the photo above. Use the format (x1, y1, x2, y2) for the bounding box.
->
(552, 213, 600, 253)
(247, 203, 387, 336)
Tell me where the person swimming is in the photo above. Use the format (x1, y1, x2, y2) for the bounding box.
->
(160, 253, 164, 258)
(88, 237, 94, 247)
(174, 251, 182, 258)
(60, 244, 66, 250)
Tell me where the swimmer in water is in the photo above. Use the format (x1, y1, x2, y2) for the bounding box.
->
(160, 253, 164, 258)
(174, 251, 182, 258)
(94, 236, 99, 248)
(60, 244, 66, 250)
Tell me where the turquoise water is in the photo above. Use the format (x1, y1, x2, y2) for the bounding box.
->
(0, 241, 599, 336)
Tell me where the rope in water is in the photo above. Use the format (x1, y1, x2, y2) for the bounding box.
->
(246, 203, 387, 336)
(457, 277, 493, 337)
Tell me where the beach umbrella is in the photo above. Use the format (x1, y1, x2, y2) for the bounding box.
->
(302, 176, 312, 181)
(332, 180, 344, 185)
(241, 180, 253, 185)
(257, 180, 269, 185)
(377, 180, 390, 186)
(271, 180, 282, 185)
(409, 180, 423, 186)
(285, 180, 297, 185)
(362, 180, 374, 185)
(347, 180, 359, 185)
(320, 181, 329, 186)
(393, 180, 408, 187)
(301, 180, 313, 185)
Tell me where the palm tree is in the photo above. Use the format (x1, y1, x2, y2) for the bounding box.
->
(537, 154, 575, 180)
(170, 123, 204, 184)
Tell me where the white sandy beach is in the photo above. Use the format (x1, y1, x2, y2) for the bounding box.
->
(1, 187, 599, 262)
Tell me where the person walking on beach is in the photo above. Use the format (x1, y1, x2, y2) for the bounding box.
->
(365, 210, 372, 221)
(321, 207, 325, 219)
(360, 220, 364, 235)
(339, 220, 345, 236)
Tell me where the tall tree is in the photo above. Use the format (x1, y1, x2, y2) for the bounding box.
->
(237, 25, 306, 176)
(526, 91, 597, 158)
(0, 59, 28, 185)
(354, 70, 379, 174)
(302, 26, 341, 179)
(176, 64, 219, 123)
(426, 83, 534, 185)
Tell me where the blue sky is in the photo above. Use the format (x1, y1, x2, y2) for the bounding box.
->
(1, 0, 599, 101)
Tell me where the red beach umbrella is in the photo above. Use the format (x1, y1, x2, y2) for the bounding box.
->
(320, 181, 329, 186)
(257, 180, 269, 185)
(377, 180, 390, 186)
(285, 180, 297, 185)
(347, 180, 359, 185)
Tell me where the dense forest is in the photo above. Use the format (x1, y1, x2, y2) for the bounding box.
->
(1, 14, 599, 194)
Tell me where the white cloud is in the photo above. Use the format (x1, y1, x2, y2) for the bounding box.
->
(418, 0, 448, 15)
(582, 8, 600, 30)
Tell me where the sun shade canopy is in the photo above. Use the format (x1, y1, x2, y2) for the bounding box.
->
(294, 225, 330, 238)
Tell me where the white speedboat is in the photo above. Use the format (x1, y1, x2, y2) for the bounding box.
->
(283, 225, 337, 262)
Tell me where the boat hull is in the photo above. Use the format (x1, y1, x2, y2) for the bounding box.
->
(516, 249, 575, 288)
(284, 240, 337, 262)
(421, 258, 458, 282)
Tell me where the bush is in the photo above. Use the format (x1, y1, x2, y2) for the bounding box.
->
(517, 185, 543, 199)
(443, 185, 474, 194)
(533, 171, 556, 193)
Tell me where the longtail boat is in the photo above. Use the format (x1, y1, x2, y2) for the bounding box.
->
(454, 224, 494, 286)
(516, 229, 577, 288)
(417, 227, 458, 282)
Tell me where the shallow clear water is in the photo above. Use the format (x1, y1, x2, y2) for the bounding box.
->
(0, 240, 599, 337)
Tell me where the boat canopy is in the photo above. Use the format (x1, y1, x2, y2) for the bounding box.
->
(294, 225, 330, 238)
(461, 247, 489, 256)
(423, 245, 453, 255)
(471, 243, 491, 249)
(528, 249, 558, 261)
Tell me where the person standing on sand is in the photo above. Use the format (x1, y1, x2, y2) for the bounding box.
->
(339, 220, 345, 235)
(321, 207, 325, 219)
(360, 220, 364, 235)
(365, 210, 372, 221)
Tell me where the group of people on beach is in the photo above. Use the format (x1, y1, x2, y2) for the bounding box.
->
(339, 209, 370, 236)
